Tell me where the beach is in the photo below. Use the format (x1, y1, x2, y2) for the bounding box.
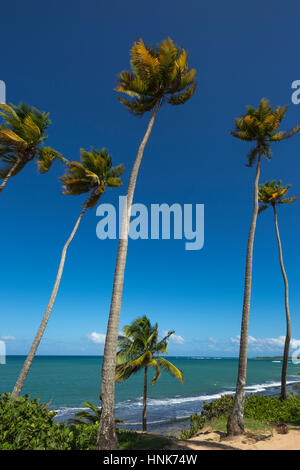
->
(169, 427, 300, 450)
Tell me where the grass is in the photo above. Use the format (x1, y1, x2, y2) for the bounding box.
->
(207, 416, 271, 435)
(118, 430, 171, 450)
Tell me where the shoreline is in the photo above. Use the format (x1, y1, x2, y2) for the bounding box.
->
(54, 380, 300, 437)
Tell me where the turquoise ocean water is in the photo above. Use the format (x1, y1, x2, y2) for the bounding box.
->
(1, 356, 300, 430)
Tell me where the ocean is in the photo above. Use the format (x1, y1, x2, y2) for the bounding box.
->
(1, 356, 300, 433)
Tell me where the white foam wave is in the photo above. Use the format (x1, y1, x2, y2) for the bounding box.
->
(54, 379, 300, 418)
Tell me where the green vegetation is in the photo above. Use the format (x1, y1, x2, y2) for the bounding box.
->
(205, 416, 271, 435)
(0, 103, 64, 194)
(181, 393, 300, 440)
(68, 401, 124, 426)
(116, 316, 184, 432)
(68, 401, 103, 425)
(253, 356, 285, 360)
(117, 430, 171, 450)
(0, 393, 170, 450)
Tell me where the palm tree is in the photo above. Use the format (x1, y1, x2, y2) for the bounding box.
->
(115, 316, 184, 432)
(11, 148, 124, 399)
(68, 402, 103, 425)
(258, 180, 298, 400)
(68, 401, 124, 426)
(0, 103, 63, 194)
(226, 99, 300, 436)
(97, 37, 196, 451)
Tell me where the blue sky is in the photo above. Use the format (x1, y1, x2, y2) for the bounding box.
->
(1, 0, 300, 357)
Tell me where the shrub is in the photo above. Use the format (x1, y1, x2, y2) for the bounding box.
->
(180, 413, 207, 439)
(244, 392, 300, 422)
(0, 393, 170, 450)
(0, 393, 74, 450)
(181, 392, 300, 440)
(201, 394, 234, 420)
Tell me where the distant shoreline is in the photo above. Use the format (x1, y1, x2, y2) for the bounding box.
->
(253, 356, 291, 360)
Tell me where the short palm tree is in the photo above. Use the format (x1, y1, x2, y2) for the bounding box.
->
(0, 103, 63, 194)
(97, 37, 196, 450)
(227, 99, 300, 436)
(68, 402, 103, 425)
(68, 401, 124, 426)
(115, 316, 184, 432)
(11, 148, 124, 399)
(259, 180, 298, 400)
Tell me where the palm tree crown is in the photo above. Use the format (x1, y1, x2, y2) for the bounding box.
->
(116, 316, 183, 384)
(116, 38, 197, 115)
(0, 103, 63, 179)
(231, 98, 300, 166)
(60, 147, 125, 207)
(259, 180, 299, 212)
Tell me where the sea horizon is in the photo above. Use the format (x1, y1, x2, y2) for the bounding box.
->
(5, 354, 285, 358)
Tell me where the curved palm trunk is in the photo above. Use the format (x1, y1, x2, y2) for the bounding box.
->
(0, 157, 21, 195)
(97, 101, 160, 450)
(142, 366, 148, 431)
(227, 152, 262, 436)
(273, 204, 291, 401)
(11, 198, 90, 399)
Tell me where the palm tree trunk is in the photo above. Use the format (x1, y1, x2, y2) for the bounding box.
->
(97, 101, 160, 450)
(273, 204, 291, 401)
(227, 152, 262, 436)
(11, 197, 91, 399)
(0, 157, 21, 195)
(142, 366, 148, 432)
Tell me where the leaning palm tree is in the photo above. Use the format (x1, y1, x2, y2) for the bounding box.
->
(0, 103, 63, 194)
(115, 316, 183, 432)
(11, 148, 124, 399)
(97, 37, 196, 451)
(227, 99, 300, 436)
(258, 180, 298, 400)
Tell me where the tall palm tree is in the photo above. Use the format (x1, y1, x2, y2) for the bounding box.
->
(0, 103, 63, 194)
(226, 99, 300, 436)
(258, 180, 298, 400)
(11, 148, 124, 399)
(115, 316, 184, 432)
(97, 37, 196, 450)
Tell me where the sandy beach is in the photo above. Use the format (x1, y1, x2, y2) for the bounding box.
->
(169, 426, 300, 450)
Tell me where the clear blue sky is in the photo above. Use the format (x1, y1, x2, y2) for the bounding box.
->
(1, 0, 299, 357)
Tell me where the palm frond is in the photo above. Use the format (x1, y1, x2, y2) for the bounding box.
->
(230, 99, 300, 165)
(116, 37, 196, 116)
(59, 147, 124, 203)
(115, 351, 153, 382)
(157, 357, 184, 383)
(258, 180, 298, 208)
(36, 147, 66, 174)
